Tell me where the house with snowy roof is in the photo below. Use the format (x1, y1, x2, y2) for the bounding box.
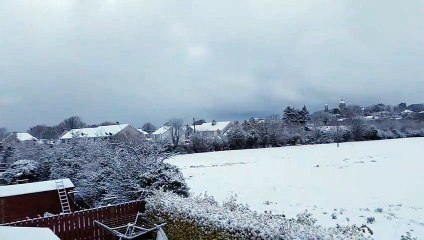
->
(60, 124, 144, 143)
(192, 120, 233, 137)
(152, 125, 193, 144)
(1, 132, 38, 149)
(0, 178, 75, 223)
(152, 126, 172, 141)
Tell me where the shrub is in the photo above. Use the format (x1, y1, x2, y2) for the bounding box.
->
(146, 191, 369, 240)
(226, 125, 247, 150)
(190, 135, 214, 153)
(0, 159, 42, 184)
(401, 232, 418, 240)
(366, 217, 375, 224)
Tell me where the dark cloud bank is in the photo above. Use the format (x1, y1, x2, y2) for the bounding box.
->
(0, 1, 423, 131)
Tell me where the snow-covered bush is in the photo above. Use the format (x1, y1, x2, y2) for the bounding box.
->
(189, 135, 229, 153)
(1, 138, 189, 207)
(138, 163, 189, 197)
(0, 159, 42, 184)
(2, 141, 53, 180)
(245, 129, 259, 148)
(190, 135, 214, 153)
(400, 232, 418, 240)
(350, 119, 367, 141)
(58, 138, 189, 206)
(366, 217, 375, 224)
(226, 124, 247, 150)
(146, 191, 370, 240)
(312, 130, 336, 144)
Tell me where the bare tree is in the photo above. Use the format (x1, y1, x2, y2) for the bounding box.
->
(346, 105, 363, 118)
(28, 125, 57, 139)
(194, 119, 206, 125)
(310, 111, 332, 126)
(98, 121, 117, 126)
(142, 122, 157, 133)
(58, 116, 86, 131)
(168, 118, 183, 147)
(350, 119, 366, 141)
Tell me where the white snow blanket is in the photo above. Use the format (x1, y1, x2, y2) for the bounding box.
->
(169, 138, 424, 239)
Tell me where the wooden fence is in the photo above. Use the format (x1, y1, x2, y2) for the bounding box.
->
(1, 200, 146, 240)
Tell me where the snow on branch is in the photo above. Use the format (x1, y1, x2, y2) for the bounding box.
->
(146, 191, 371, 240)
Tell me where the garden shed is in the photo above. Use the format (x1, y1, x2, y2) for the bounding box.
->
(0, 178, 75, 223)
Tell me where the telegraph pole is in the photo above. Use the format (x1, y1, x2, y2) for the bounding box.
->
(335, 111, 341, 148)
(336, 115, 339, 147)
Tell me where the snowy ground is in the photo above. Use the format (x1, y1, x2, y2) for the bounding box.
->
(169, 138, 424, 239)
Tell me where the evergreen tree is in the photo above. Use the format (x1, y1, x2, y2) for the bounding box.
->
(283, 106, 297, 123)
(283, 106, 307, 125)
(299, 105, 310, 125)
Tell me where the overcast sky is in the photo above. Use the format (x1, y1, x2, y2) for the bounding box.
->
(0, 1, 423, 131)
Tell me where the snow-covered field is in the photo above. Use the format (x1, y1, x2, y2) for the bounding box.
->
(169, 138, 424, 239)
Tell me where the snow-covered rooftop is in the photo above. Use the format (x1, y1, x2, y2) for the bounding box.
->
(5, 132, 38, 142)
(0, 227, 60, 240)
(137, 129, 149, 135)
(152, 126, 171, 135)
(0, 178, 74, 197)
(60, 124, 129, 139)
(194, 121, 232, 132)
(17, 133, 38, 141)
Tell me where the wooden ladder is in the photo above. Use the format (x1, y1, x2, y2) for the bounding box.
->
(55, 179, 71, 214)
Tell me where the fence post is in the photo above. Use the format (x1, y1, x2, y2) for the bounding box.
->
(110, 204, 116, 220)
(0, 198, 4, 224)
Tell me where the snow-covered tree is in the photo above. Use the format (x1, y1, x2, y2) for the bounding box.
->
(245, 129, 259, 148)
(28, 125, 57, 139)
(1, 138, 189, 207)
(283, 106, 298, 124)
(226, 124, 247, 150)
(167, 118, 184, 148)
(310, 111, 333, 126)
(283, 106, 309, 126)
(350, 119, 366, 141)
(299, 105, 310, 125)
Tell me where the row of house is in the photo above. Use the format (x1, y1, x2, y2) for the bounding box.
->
(1, 120, 234, 147)
(151, 120, 233, 143)
(59, 124, 145, 143)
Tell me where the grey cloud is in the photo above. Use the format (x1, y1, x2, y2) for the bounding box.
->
(0, 0, 422, 131)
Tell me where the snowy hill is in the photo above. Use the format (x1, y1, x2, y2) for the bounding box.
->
(169, 138, 424, 239)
